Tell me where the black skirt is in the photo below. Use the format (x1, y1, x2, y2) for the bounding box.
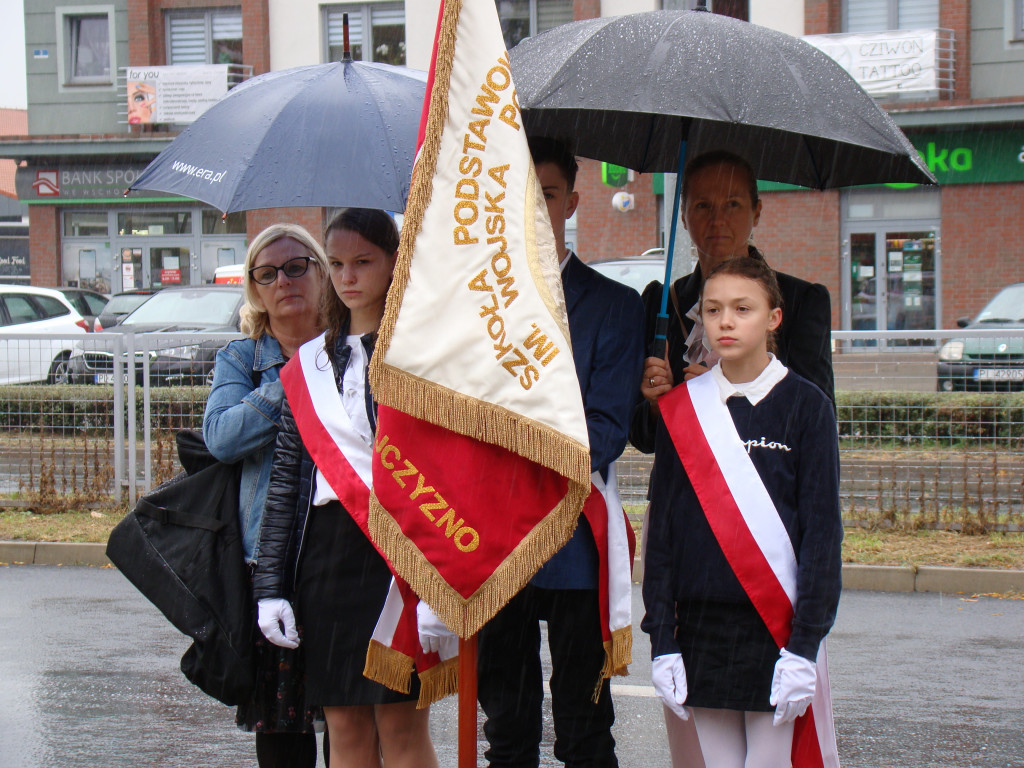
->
(675, 598, 780, 712)
(295, 500, 419, 707)
(236, 569, 320, 733)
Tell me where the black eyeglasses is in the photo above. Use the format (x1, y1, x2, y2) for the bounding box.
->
(248, 256, 314, 285)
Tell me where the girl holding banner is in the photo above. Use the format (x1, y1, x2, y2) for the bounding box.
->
(641, 257, 842, 768)
(253, 209, 440, 768)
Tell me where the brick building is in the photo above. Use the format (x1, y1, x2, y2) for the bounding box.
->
(2, 0, 1023, 330)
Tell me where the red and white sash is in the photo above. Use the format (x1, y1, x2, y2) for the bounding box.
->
(280, 334, 457, 706)
(583, 465, 636, 683)
(660, 372, 839, 768)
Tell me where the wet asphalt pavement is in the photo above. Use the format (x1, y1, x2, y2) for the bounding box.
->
(1, 565, 1022, 768)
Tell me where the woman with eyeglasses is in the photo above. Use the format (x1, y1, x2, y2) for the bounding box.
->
(203, 223, 328, 768)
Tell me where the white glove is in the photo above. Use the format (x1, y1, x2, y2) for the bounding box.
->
(416, 600, 456, 654)
(257, 598, 300, 649)
(770, 647, 816, 725)
(651, 653, 689, 721)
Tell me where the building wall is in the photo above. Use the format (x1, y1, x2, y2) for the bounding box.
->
(245, 206, 323, 244)
(756, 189, 842, 324)
(970, 0, 1024, 99)
(26, 0, 130, 135)
(267, 0, 320, 69)
(575, 160, 661, 262)
(938, 182, 1024, 324)
(28, 205, 60, 285)
(750, 0, 804, 36)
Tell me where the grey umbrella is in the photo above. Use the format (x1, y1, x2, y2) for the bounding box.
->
(128, 58, 427, 213)
(508, 9, 934, 188)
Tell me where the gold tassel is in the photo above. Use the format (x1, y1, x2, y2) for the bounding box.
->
(599, 626, 633, 679)
(370, 362, 591, 487)
(416, 656, 459, 709)
(363, 640, 414, 694)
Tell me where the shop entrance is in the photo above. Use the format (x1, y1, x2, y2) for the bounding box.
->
(117, 243, 193, 291)
(840, 187, 941, 345)
(847, 228, 938, 335)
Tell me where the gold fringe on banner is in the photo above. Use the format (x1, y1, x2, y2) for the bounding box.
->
(591, 628, 634, 703)
(417, 656, 459, 709)
(371, 0, 459, 364)
(364, 639, 414, 695)
(602, 626, 633, 680)
(368, 478, 590, 638)
(372, 362, 591, 487)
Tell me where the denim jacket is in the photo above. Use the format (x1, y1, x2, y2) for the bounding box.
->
(203, 335, 287, 565)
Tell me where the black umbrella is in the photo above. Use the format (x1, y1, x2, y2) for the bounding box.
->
(508, 9, 936, 351)
(508, 9, 934, 187)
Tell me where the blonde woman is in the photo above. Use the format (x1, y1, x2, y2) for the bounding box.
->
(204, 223, 328, 768)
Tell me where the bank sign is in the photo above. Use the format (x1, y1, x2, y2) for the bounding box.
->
(16, 165, 155, 201)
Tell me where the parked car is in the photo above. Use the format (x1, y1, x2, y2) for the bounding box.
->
(589, 249, 667, 295)
(94, 289, 159, 331)
(48, 287, 110, 331)
(0, 284, 89, 384)
(937, 282, 1024, 391)
(66, 285, 244, 386)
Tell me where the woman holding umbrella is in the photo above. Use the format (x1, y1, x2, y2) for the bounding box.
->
(631, 149, 834, 453)
(203, 223, 329, 768)
(629, 150, 835, 767)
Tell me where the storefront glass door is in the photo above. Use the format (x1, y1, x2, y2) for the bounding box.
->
(847, 227, 938, 343)
(150, 246, 192, 288)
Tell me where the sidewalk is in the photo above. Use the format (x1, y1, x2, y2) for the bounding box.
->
(3, 540, 1023, 595)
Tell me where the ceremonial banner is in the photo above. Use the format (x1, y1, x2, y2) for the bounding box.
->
(281, 335, 457, 706)
(368, 0, 591, 639)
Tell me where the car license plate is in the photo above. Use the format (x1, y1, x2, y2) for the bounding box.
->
(95, 373, 131, 384)
(973, 368, 1024, 381)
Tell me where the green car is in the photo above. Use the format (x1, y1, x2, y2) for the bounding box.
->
(937, 283, 1024, 391)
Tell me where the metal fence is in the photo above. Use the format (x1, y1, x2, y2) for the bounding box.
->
(2, 329, 1022, 530)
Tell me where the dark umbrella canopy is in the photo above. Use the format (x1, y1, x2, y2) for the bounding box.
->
(129, 60, 427, 213)
(508, 10, 935, 188)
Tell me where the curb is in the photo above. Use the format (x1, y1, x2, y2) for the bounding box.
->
(0, 541, 112, 567)
(2, 542, 1022, 596)
(631, 557, 1023, 596)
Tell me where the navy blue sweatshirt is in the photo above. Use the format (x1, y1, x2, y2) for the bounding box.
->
(641, 371, 842, 662)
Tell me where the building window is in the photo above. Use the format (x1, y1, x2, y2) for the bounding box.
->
(496, 0, 574, 50)
(844, 0, 939, 32)
(661, 0, 748, 19)
(1016, 0, 1024, 40)
(63, 211, 110, 237)
(323, 4, 406, 64)
(57, 6, 115, 86)
(166, 8, 243, 65)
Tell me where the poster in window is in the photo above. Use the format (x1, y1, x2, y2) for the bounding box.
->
(126, 65, 230, 125)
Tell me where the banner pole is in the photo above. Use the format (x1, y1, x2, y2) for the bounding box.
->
(458, 634, 478, 768)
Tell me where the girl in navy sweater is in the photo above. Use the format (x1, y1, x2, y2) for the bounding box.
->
(641, 257, 842, 768)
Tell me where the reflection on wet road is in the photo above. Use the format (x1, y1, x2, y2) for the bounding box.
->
(1, 566, 1021, 767)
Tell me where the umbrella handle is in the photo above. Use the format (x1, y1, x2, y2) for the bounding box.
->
(652, 315, 669, 360)
(656, 140, 688, 363)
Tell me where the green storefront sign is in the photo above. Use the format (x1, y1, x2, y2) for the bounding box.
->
(713, 128, 1024, 192)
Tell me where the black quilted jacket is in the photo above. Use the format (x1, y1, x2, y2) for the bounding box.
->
(252, 333, 375, 601)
